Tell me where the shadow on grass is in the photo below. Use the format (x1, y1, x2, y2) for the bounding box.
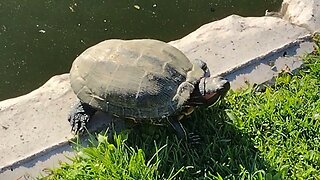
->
(126, 102, 275, 179)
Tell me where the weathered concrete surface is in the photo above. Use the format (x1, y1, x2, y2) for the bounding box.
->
(170, 15, 311, 77)
(0, 109, 116, 179)
(281, 0, 320, 33)
(0, 143, 73, 179)
(0, 0, 319, 179)
(0, 74, 76, 170)
(169, 15, 314, 89)
(225, 37, 314, 89)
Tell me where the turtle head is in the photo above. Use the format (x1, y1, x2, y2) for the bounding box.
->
(198, 76, 230, 106)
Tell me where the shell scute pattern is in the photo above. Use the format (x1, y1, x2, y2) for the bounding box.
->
(70, 39, 195, 120)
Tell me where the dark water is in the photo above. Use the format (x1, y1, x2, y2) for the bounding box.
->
(0, 0, 282, 100)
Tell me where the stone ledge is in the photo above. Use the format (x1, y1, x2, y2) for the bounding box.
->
(169, 15, 311, 77)
(0, 74, 76, 171)
(281, 0, 320, 33)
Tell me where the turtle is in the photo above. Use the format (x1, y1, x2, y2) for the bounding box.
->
(68, 39, 230, 141)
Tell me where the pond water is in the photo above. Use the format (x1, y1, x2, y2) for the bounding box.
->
(0, 0, 282, 100)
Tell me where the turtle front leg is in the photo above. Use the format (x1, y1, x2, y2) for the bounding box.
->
(166, 117, 200, 144)
(68, 99, 97, 134)
(193, 59, 210, 77)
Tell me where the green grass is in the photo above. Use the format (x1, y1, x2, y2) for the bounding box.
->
(41, 35, 320, 179)
(41, 133, 182, 180)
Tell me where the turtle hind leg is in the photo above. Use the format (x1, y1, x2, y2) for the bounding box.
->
(68, 99, 97, 134)
(167, 117, 187, 141)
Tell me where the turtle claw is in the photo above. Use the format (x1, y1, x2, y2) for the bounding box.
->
(68, 100, 96, 134)
(68, 112, 90, 134)
(187, 132, 201, 145)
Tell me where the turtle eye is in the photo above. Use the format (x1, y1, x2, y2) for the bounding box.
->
(204, 68, 210, 77)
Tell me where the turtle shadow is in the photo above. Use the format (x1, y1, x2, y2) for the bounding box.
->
(125, 104, 276, 179)
(81, 103, 276, 178)
(186, 107, 272, 178)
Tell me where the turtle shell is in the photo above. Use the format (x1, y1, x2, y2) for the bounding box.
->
(70, 39, 204, 120)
